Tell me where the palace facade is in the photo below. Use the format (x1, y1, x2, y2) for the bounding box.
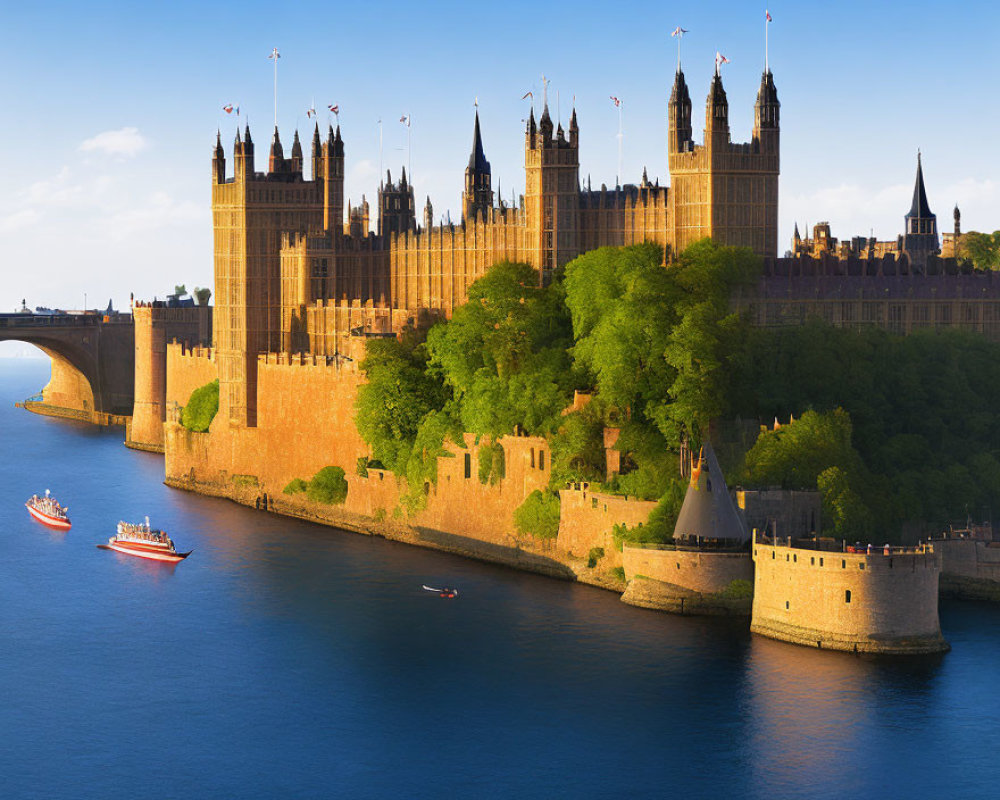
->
(209, 65, 781, 426)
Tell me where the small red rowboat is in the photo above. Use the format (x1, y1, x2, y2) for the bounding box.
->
(25, 490, 71, 530)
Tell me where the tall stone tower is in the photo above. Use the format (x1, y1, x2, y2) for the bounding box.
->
(462, 111, 494, 222)
(902, 152, 939, 270)
(378, 169, 416, 237)
(668, 65, 780, 258)
(212, 123, 324, 427)
(524, 102, 580, 283)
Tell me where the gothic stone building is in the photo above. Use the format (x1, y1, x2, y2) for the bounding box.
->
(210, 66, 781, 427)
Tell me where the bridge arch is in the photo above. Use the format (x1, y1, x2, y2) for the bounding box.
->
(0, 314, 135, 419)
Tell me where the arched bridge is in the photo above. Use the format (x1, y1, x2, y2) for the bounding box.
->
(0, 312, 135, 420)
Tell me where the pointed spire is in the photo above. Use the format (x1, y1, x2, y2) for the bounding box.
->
(244, 122, 253, 146)
(333, 125, 344, 157)
(291, 129, 302, 158)
(569, 105, 578, 131)
(326, 124, 335, 145)
(235, 127, 242, 146)
(215, 129, 223, 151)
(401, 166, 407, 186)
(755, 69, 780, 131)
(908, 150, 934, 219)
(527, 106, 537, 136)
(794, 222, 801, 242)
(468, 110, 490, 173)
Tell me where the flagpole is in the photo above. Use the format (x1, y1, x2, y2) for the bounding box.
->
(765, 12, 769, 73)
(407, 115, 412, 182)
(617, 102, 623, 188)
(272, 51, 278, 128)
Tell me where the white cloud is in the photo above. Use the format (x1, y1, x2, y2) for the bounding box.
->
(0, 208, 41, 233)
(79, 127, 147, 158)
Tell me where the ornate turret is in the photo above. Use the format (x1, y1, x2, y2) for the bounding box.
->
(334, 124, 344, 157)
(754, 69, 780, 156)
(569, 106, 578, 147)
(539, 102, 554, 141)
(705, 71, 730, 146)
(424, 195, 434, 230)
(379, 166, 416, 237)
(268, 126, 284, 173)
(213, 130, 226, 184)
(668, 68, 693, 153)
(310, 122, 321, 175)
(903, 151, 940, 269)
(290, 130, 303, 174)
(463, 110, 494, 223)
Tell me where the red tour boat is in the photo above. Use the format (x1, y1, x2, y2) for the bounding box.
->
(25, 490, 71, 530)
(98, 517, 192, 563)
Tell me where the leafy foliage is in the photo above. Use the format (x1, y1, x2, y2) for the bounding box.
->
(180, 379, 219, 432)
(477, 441, 505, 485)
(306, 466, 349, 505)
(425, 261, 576, 437)
(356, 332, 449, 475)
(958, 231, 1000, 271)
(282, 478, 307, 495)
(514, 490, 562, 540)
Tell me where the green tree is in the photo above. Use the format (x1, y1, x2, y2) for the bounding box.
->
(180, 379, 219, 432)
(425, 261, 575, 436)
(514, 490, 562, 540)
(958, 231, 1000, 271)
(356, 332, 448, 475)
(307, 466, 349, 505)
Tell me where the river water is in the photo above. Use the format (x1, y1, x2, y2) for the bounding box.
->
(1, 358, 999, 799)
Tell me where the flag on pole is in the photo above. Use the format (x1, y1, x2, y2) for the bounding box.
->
(306, 104, 317, 118)
(715, 51, 730, 68)
(766, 10, 772, 22)
(268, 47, 280, 60)
(521, 91, 533, 100)
(224, 104, 234, 114)
(610, 96, 621, 107)
(399, 114, 410, 125)
(328, 104, 339, 115)
(671, 26, 688, 37)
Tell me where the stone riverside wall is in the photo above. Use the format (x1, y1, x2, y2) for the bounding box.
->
(37, 347, 96, 416)
(162, 350, 663, 592)
(621, 547, 753, 615)
(935, 539, 1000, 601)
(557, 486, 659, 571)
(751, 535, 948, 654)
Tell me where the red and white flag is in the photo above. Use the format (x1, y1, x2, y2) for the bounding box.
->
(766, 10, 772, 22)
(671, 26, 688, 37)
(306, 105, 317, 118)
(223, 104, 240, 116)
(610, 96, 621, 107)
(268, 47, 280, 60)
(521, 91, 533, 100)
(399, 114, 410, 125)
(328, 104, 339, 115)
(715, 51, 730, 68)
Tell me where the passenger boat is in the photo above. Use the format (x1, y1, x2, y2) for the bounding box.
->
(25, 489, 71, 530)
(97, 517, 192, 563)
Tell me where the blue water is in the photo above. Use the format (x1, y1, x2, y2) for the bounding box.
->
(1, 359, 999, 799)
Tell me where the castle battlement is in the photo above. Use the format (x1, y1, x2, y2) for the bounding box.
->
(750, 532, 948, 654)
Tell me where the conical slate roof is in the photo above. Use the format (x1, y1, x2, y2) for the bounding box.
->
(673, 442, 747, 546)
(468, 111, 490, 173)
(908, 152, 934, 219)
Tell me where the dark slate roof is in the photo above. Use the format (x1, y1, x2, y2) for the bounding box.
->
(468, 111, 490, 173)
(673, 442, 748, 544)
(908, 152, 934, 219)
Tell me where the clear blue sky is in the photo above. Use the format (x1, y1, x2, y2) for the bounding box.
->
(1, 0, 997, 319)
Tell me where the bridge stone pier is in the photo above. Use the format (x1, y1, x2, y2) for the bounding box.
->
(0, 312, 135, 423)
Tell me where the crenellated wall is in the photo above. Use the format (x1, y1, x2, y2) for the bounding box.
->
(750, 534, 948, 654)
(557, 485, 658, 570)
